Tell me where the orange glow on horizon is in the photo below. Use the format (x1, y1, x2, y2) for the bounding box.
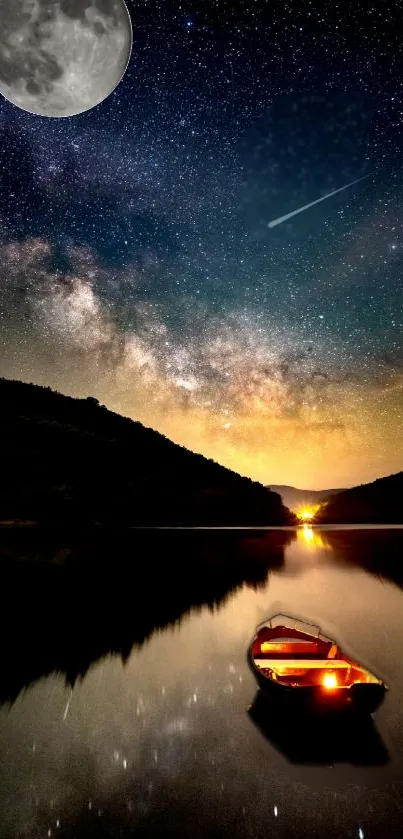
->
(299, 510, 314, 521)
(2, 231, 400, 492)
(297, 506, 320, 522)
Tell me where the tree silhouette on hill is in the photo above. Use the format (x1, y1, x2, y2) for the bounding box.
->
(0, 377, 295, 526)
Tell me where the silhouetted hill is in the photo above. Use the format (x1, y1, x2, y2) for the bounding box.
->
(267, 485, 346, 513)
(0, 378, 295, 526)
(316, 472, 403, 524)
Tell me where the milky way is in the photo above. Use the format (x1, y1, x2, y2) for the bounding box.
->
(0, 0, 402, 487)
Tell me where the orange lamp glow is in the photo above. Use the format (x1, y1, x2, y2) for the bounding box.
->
(322, 673, 338, 690)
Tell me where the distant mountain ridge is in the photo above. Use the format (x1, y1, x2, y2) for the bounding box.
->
(0, 378, 294, 526)
(316, 472, 403, 524)
(266, 485, 346, 513)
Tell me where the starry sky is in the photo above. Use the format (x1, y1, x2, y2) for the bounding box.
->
(0, 0, 402, 489)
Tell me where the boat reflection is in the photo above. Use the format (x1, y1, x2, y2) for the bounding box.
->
(248, 690, 389, 766)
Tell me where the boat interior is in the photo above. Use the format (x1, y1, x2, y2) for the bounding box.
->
(251, 626, 380, 688)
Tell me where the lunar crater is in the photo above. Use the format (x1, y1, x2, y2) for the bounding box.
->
(0, 0, 132, 117)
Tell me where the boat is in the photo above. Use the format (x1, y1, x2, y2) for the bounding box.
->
(247, 614, 388, 714)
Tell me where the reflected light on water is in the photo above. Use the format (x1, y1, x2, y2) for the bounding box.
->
(0, 529, 402, 839)
(297, 525, 330, 550)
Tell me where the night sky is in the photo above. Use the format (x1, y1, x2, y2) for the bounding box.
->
(0, 0, 402, 488)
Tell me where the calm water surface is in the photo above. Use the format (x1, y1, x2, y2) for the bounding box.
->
(1, 526, 403, 839)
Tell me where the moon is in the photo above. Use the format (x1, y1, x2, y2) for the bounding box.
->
(0, 0, 133, 118)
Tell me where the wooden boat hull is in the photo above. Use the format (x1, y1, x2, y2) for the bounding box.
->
(247, 615, 388, 715)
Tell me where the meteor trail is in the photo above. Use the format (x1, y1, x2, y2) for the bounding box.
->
(267, 173, 373, 228)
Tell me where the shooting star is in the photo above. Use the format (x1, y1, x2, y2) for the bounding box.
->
(63, 688, 73, 722)
(268, 173, 373, 228)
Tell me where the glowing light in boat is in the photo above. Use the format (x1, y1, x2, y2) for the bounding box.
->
(322, 673, 338, 690)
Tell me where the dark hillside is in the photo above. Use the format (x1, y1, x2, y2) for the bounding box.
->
(0, 378, 294, 526)
(316, 472, 403, 524)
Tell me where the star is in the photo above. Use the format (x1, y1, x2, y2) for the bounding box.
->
(0, 0, 400, 490)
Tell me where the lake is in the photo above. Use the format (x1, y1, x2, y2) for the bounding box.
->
(0, 526, 403, 839)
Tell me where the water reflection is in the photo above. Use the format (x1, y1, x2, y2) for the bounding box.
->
(1, 527, 403, 704)
(1, 527, 403, 839)
(0, 527, 294, 703)
(287, 526, 403, 590)
(248, 690, 390, 767)
(297, 524, 332, 550)
(322, 528, 403, 589)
